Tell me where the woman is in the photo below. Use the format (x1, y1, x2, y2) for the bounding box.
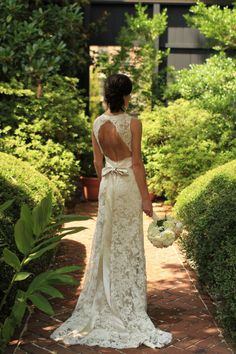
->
(50, 73, 173, 349)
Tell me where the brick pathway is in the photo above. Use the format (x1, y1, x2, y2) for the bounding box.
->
(7, 201, 235, 354)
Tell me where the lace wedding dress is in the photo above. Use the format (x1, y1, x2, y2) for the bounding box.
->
(50, 112, 173, 349)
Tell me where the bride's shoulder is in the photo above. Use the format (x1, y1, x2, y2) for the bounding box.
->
(128, 112, 141, 128)
(93, 114, 105, 127)
(129, 113, 141, 135)
(127, 111, 140, 120)
(94, 114, 104, 122)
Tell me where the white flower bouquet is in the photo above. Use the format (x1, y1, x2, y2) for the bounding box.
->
(147, 211, 183, 248)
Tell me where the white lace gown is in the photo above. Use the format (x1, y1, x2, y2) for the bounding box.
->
(50, 113, 173, 349)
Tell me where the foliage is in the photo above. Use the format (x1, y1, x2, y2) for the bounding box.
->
(2, 137, 80, 200)
(141, 99, 236, 202)
(89, 66, 104, 123)
(0, 75, 91, 155)
(0, 152, 63, 297)
(143, 2, 236, 202)
(174, 160, 236, 341)
(164, 52, 236, 121)
(0, 192, 90, 352)
(184, 0, 236, 51)
(94, 2, 169, 112)
(0, 75, 92, 198)
(163, 52, 236, 170)
(0, 0, 106, 86)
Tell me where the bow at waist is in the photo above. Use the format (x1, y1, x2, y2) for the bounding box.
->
(102, 166, 129, 177)
(102, 157, 133, 177)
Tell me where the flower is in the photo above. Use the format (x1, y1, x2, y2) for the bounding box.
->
(160, 229, 175, 246)
(147, 212, 183, 248)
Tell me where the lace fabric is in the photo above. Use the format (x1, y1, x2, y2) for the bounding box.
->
(49, 113, 173, 349)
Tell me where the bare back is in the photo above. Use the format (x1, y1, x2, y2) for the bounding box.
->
(93, 113, 137, 162)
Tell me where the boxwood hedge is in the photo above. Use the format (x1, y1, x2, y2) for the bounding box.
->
(174, 159, 236, 341)
(0, 152, 64, 311)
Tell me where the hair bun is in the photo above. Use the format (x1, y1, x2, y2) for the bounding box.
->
(106, 91, 123, 98)
(104, 73, 132, 113)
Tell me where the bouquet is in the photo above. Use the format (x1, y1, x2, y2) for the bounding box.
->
(147, 211, 183, 248)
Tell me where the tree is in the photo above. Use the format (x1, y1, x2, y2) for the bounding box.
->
(184, 0, 236, 51)
(94, 2, 169, 112)
(0, 0, 107, 96)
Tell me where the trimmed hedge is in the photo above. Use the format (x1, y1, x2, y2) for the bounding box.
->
(0, 152, 64, 312)
(174, 159, 236, 341)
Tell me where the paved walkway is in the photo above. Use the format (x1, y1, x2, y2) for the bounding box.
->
(7, 201, 235, 354)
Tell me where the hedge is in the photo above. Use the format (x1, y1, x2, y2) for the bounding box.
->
(0, 152, 64, 317)
(174, 159, 236, 341)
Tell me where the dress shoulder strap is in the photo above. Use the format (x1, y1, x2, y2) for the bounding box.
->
(93, 113, 139, 152)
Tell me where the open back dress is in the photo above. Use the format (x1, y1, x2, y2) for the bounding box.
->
(50, 112, 173, 349)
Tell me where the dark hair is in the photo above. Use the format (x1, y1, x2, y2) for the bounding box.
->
(104, 73, 132, 113)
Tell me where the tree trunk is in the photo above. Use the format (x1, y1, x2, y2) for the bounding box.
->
(36, 79, 43, 98)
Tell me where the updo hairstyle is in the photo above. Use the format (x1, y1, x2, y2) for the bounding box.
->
(103, 73, 132, 113)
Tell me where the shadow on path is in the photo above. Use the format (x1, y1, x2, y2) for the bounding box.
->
(6, 201, 235, 354)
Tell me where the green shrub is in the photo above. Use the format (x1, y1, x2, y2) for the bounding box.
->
(165, 52, 236, 122)
(1, 135, 80, 200)
(0, 192, 89, 353)
(0, 0, 92, 85)
(174, 160, 236, 341)
(163, 53, 236, 180)
(0, 152, 64, 306)
(0, 75, 91, 199)
(141, 98, 235, 202)
(0, 76, 91, 157)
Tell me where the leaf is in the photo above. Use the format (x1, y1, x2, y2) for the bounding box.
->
(52, 265, 81, 274)
(47, 274, 79, 285)
(59, 227, 87, 238)
(14, 219, 33, 255)
(0, 199, 15, 213)
(31, 234, 65, 252)
(3, 248, 21, 271)
(32, 192, 52, 238)
(32, 227, 86, 252)
(11, 290, 27, 325)
(20, 204, 33, 235)
(30, 272, 79, 287)
(55, 214, 91, 223)
(15, 272, 32, 281)
(45, 217, 89, 232)
(61, 226, 87, 232)
(2, 317, 15, 342)
(23, 242, 59, 265)
(6, 15, 12, 23)
(0, 241, 7, 249)
(44, 221, 65, 231)
(27, 272, 53, 295)
(28, 293, 54, 316)
(40, 285, 64, 299)
(26, 269, 79, 295)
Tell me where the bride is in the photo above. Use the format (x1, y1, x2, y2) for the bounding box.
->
(50, 73, 173, 349)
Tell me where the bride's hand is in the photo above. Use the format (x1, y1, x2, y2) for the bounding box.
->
(142, 198, 153, 217)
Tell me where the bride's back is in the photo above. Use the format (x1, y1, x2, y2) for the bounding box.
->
(93, 113, 136, 162)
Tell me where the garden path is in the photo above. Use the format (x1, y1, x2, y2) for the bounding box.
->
(7, 201, 235, 354)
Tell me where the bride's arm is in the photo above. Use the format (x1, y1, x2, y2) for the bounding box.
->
(92, 130, 104, 183)
(130, 118, 153, 217)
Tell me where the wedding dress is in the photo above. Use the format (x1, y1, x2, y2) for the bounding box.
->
(50, 112, 173, 349)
